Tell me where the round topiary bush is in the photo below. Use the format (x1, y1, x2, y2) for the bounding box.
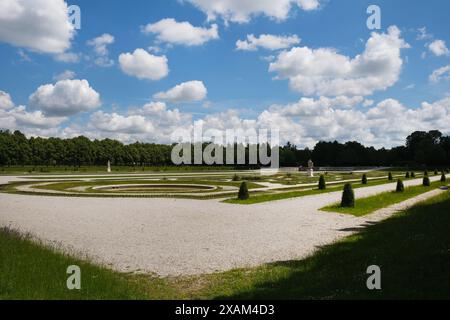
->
(411, 172, 416, 178)
(232, 174, 241, 182)
(441, 173, 447, 182)
(341, 183, 355, 208)
(362, 174, 368, 185)
(423, 176, 431, 187)
(405, 172, 410, 179)
(238, 182, 249, 200)
(318, 175, 326, 190)
(396, 179, 404, 192)
(388, 172, 393, 181)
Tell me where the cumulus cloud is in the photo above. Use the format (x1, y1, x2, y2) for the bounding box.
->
(119, 49, 169, 80)
(142, 18, 219, 46)
(428, 40, 450, 57)
(184, 0, 320, 24)
(9, 106, 67, 128)
(29, 79, 101, 116)
(0, 91, 67, 130)
(262, 96, 450, 147)
(0, 0, 74, 54)
(90, 111, 154, 134)
(0, 91, 14, 110)
(236, 34, 300, 51)
(269, 26, 409, 97)
(429, 65, 450, 83)
(296, 0, 320, 11)
(53, 70, 76, 81)
(87, 33, 115, 67)
(87, 102, 192, 143)
(153, 81, 207, 103)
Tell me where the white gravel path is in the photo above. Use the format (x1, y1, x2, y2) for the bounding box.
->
(0, 176, 445, 276)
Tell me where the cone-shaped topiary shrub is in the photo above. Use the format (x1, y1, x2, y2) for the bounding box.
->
(424, 170, 429, 177)
(362, 174, 368, 184)
(396, 179, 404, 192)
(405, 172, 410, 179)
(434, 169, 439, 175)
(238, 182, 249, 200)
(318, 175, 326, 190)
(411, 172, 416, 178)
(423, 176, 431, 187)
(341, 183, 355, 208)
(441, 173, 447, 182)
(388, 172, 393, 181)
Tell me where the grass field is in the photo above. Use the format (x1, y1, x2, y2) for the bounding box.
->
(224, 174, 424, 204)
(2, 190, 450, 299)
(322, 180, 448, 216)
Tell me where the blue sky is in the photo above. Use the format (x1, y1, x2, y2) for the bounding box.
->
(0, 0, 449, 147)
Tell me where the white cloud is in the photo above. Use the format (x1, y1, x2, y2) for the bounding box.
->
(119, 49, 169, 80)
(429, 65, 450, 83)
(87, 33, 115, 67)
(296, 0, 320, 11)
(416, 27, 433, 41)
(428, 40, 450, 57)
(153, 81, 207, 103)
(0, 91, 14, 110)
(0, 92, 67, 130)
(236, 34, 300, 51)
(131, 101, 191, 127)
(54, 51, 81, 63)
(7, 93, 450, 149)
(29, 79, 101, 116)
(53, 70, 76, 81)
(0, 0, 74, 54)
(184, 0, 320, 24)
(269, 26, 409, 97)
(262, 96, 450, 148)
(9, 106, 67, 128)
(90, 111, 154, 134)
(87, 102, 193, 143)
(142, 18, 219, 46)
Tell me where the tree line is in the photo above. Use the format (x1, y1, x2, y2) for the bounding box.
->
(0, 130, 449, 168)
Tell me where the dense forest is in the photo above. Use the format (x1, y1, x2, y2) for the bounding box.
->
(0, 130, 449, 168)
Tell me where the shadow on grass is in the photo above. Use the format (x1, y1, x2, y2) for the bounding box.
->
(218, 191, 450, 300)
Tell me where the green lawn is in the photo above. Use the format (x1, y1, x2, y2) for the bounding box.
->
(322, 180, 448, 216)
(2, 189, 450, 299)
(224, 176, 422, 205)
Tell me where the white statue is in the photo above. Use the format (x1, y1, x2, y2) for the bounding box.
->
(107, 160, 111, 173)
(308, 159, 314, 177)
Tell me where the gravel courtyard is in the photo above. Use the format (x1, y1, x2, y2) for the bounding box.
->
(0, 176, 444, 276)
